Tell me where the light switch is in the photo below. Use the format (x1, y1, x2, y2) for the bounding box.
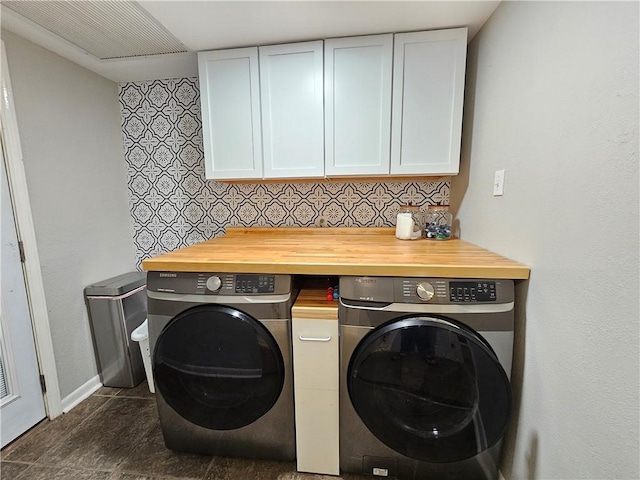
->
(493, 170, 505, 196)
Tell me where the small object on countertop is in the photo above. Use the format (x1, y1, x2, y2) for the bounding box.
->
(395, 204, 424, 240)
(425, 205, 453, 240)
(326, 285, 338, 301)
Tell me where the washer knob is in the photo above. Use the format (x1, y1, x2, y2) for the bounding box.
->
(416, 282, 435, 301)
(206, 276, 222, 292)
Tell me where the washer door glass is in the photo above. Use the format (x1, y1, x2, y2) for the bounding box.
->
(348, 316, 511, 463)
(154, 305, 285, 430)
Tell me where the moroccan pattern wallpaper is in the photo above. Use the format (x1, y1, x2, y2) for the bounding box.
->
(119, 78, 450, 266)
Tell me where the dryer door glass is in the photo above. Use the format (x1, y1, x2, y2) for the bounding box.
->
(153, 305, 285, 430)
(348, 316, 511, 463)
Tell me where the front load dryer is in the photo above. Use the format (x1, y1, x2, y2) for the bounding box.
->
(339, 276, 514, 480)
(147, 271, 295, 461)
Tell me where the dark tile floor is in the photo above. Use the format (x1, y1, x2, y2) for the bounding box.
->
(1, 382, 366, 480)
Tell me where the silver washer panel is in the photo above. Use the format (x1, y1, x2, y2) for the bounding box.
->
(338, 275, 515, 479)
(339, 276, 514, 305)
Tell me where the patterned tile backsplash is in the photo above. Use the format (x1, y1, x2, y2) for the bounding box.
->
(119, 78, 450, 267)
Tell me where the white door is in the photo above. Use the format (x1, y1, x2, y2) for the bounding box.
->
(324, 34, 393, 177)
(1, 147, 46, 448)
(259, 41, 325, 179)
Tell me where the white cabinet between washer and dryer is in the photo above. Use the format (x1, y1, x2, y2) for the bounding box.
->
(291, 289, 339, 476)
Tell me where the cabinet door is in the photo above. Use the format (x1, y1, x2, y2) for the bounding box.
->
(292, 317, 339, 475)
(292, 318, 338, 391)
(391, 28, 468, 176)
(294, 389, 339, 475)
(259, 41, 324, 179)
(325, 34, 393, 177)
(198, 48, 263, 180)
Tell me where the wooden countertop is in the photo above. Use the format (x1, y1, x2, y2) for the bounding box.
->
(142, 227, 530, 279)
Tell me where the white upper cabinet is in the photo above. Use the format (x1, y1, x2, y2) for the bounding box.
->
(198, 48, 263, 180)
(324, 34, 393, 177)
(197, 28, 468, 181)
(391, 28, 468, 176)
(259, 41, 325, 179)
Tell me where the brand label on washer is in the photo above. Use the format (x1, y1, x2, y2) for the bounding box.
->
(372, 467, 389, 477)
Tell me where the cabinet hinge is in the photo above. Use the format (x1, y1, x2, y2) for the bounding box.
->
(39, 374, 46, 393)
(18, 241, 26, 263)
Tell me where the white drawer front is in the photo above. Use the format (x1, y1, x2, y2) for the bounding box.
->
(292, 318, 338, 391)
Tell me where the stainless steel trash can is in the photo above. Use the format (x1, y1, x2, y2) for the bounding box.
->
(84, 272, 147, 388)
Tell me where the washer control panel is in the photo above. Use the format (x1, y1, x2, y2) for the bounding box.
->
(147, 272, 290, 296)
(400, 279, 449, 303)
(400, 279, 497, 303)
(449, 281, 496, 302)
(339, 277, 512, 304)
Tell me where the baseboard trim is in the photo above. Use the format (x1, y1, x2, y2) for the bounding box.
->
(61, 375, 102, 413)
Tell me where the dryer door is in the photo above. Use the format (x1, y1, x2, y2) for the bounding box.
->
(348, 315, 511, 463)
(153, 305, 285, 430)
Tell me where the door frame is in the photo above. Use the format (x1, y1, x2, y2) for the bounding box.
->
(1, 41, 62, 419)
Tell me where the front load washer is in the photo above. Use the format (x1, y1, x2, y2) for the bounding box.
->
(147, 271, 295, 461)
(339, 276, 514, 480)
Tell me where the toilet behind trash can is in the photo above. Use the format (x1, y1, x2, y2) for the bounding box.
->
(84, 272, 147, 388)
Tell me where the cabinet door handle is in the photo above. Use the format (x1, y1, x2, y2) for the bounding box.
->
(298, 335, 332, 342)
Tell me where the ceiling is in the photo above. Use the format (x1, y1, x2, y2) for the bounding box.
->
(1, 1, 501, 83)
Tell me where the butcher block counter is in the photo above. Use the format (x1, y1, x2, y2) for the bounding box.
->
(142, 227, 529, 279)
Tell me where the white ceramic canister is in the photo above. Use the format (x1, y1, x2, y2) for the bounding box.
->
(395, 204, 423, 240)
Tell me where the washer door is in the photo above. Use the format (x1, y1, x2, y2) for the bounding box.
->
(153, 305, 285, 430)
(348, 315, 511, 463)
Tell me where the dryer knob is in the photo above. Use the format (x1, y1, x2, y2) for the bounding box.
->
(416, 282, 435, 301)
(206, 276, 222, 292)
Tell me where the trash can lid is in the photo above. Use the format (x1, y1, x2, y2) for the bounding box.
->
(84, 272, 146, 296)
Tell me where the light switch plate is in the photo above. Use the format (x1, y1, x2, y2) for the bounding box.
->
(493, 170, 505, 196)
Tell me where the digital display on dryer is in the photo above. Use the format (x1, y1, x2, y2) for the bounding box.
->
(235, 275, 275, 294)
(449, 281, 496, 302)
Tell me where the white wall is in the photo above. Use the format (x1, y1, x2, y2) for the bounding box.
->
(451, 2, 639, 479)
(1, 30, 136, 399)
